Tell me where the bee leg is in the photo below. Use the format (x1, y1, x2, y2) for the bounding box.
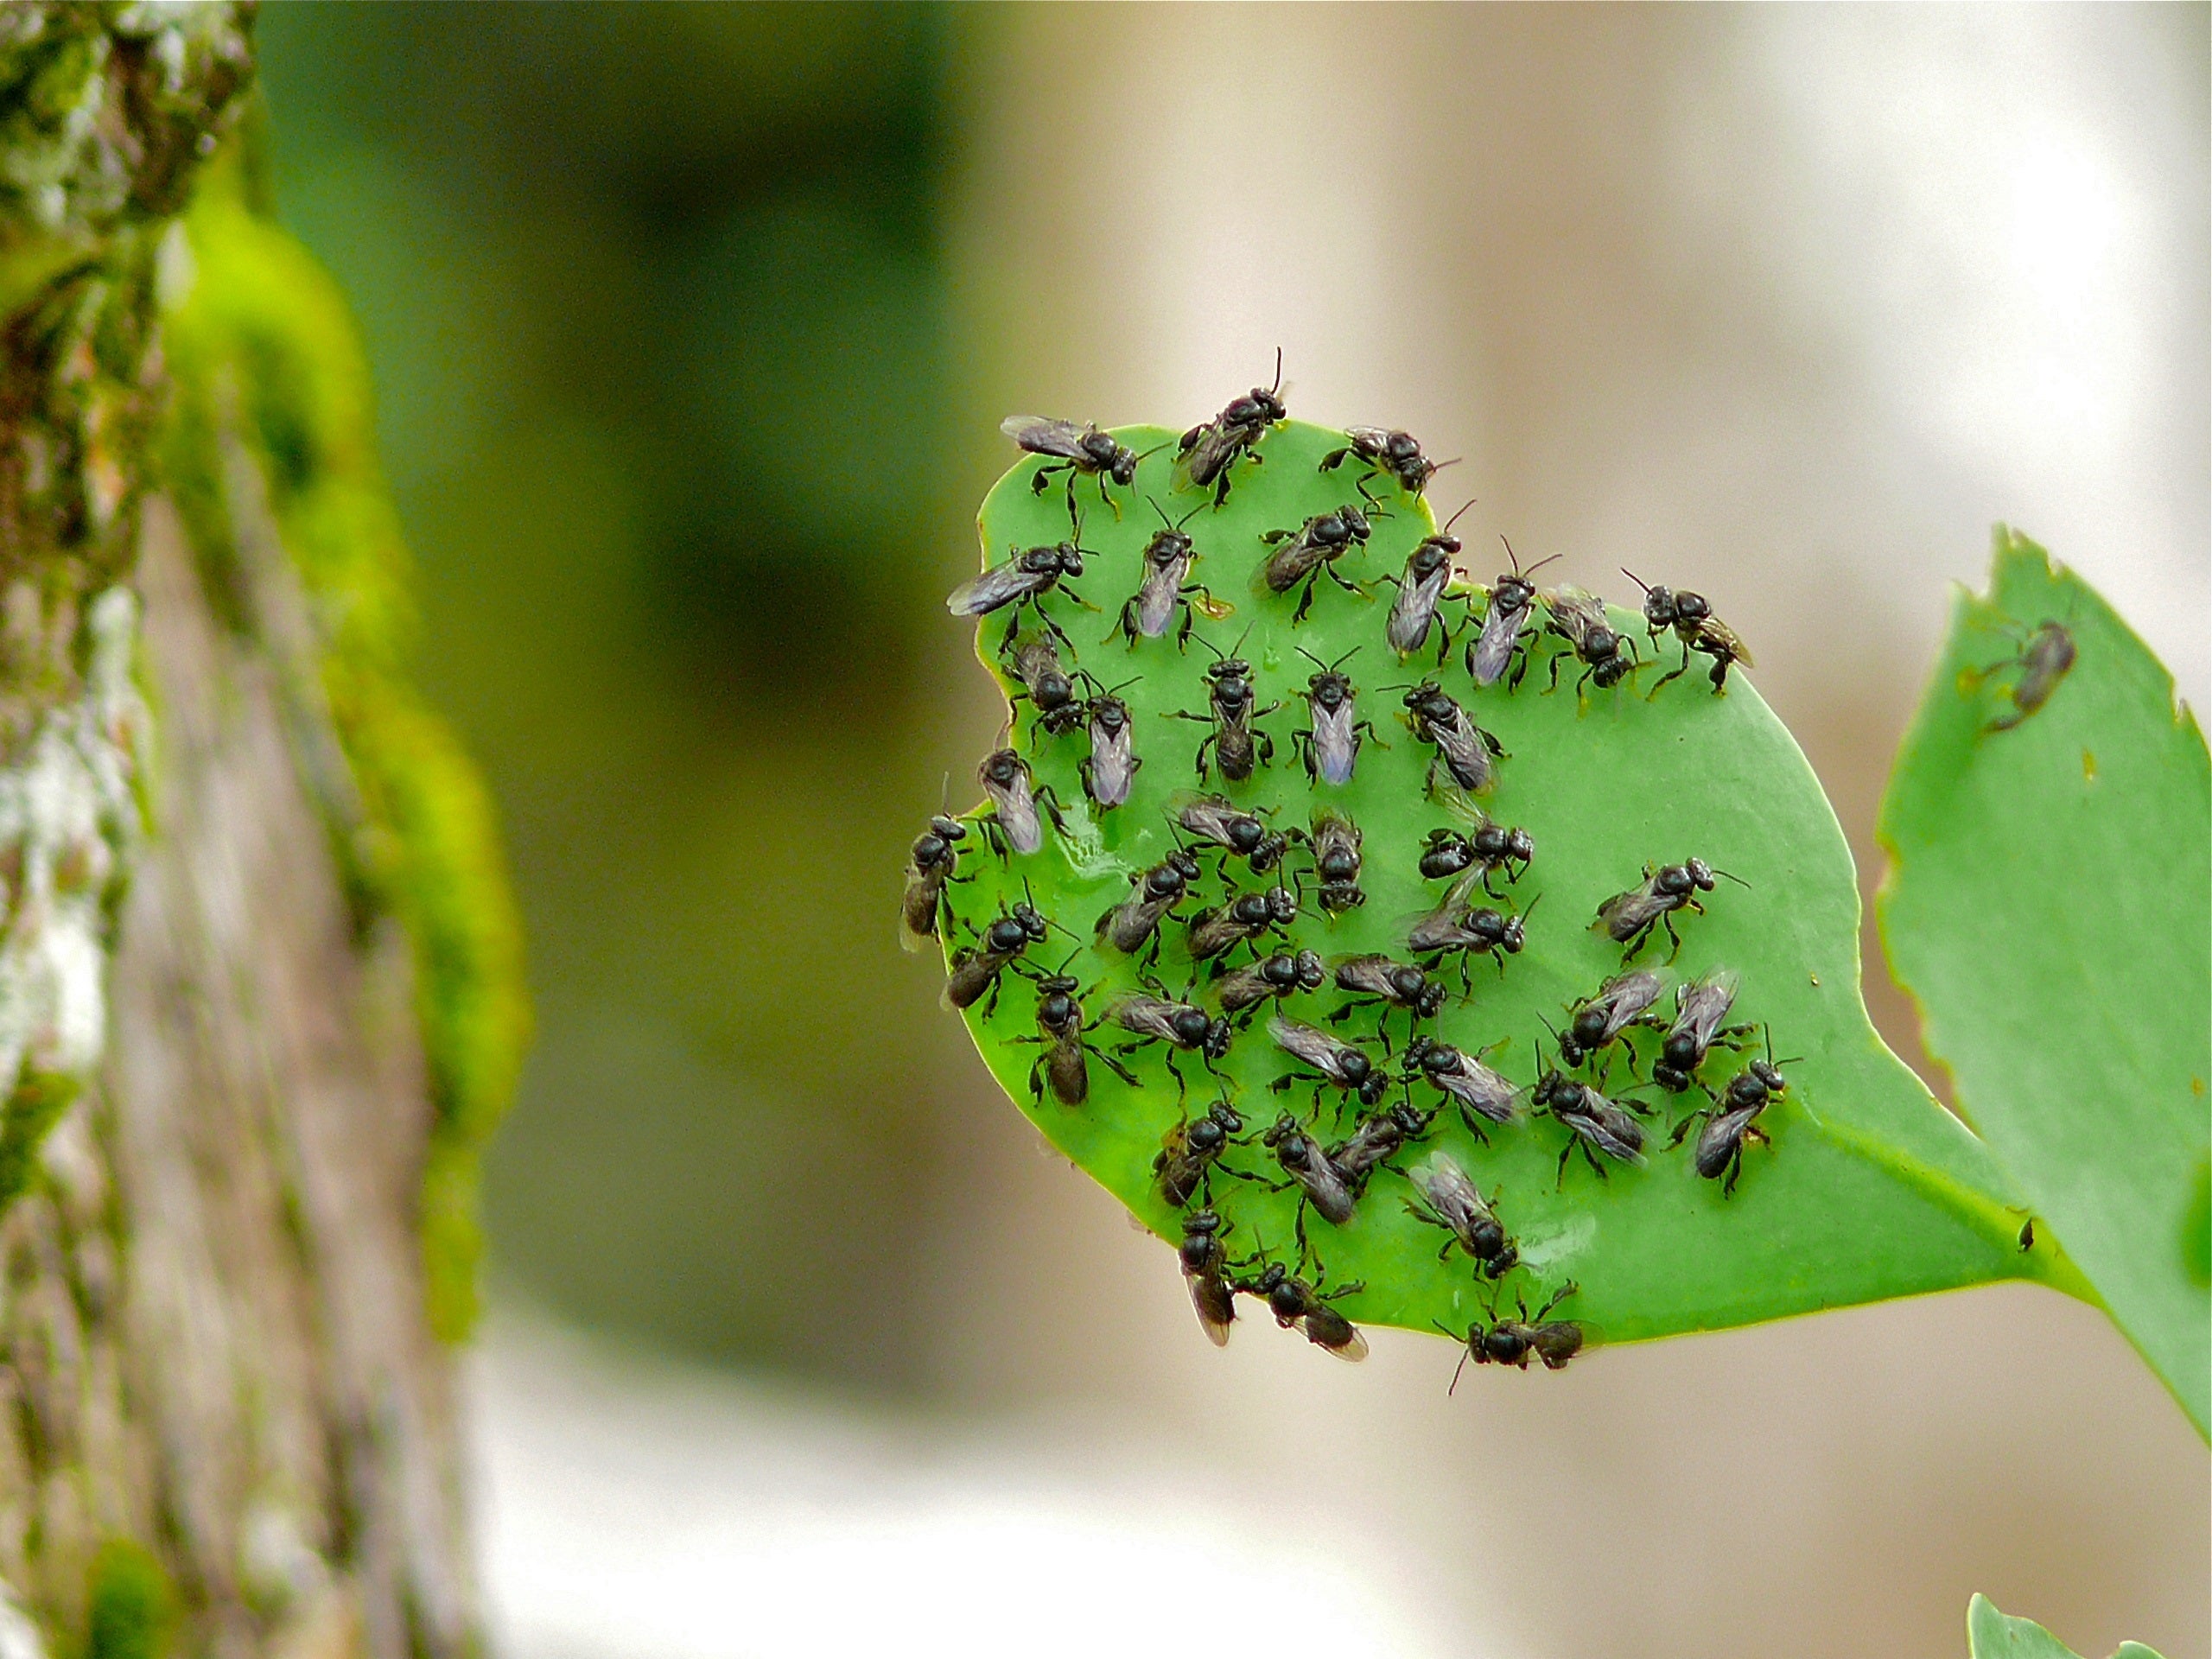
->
(1293, 578, 1318, 624)
(980, 975, 1005, 1020)
(1554, 1138, 1576, 1192)
(1255, 728, 1275, 766)
(1270, 1073, 1295, 1094)
(1721, 1145, 1743, 1197)
(1096, 1046, 1139, 1088)
(1648, 658, 1688, 699)
(1543, 652, 1564, 695)
(1707, 653, 1731, 694)
(1662, 915, 1684, 963)
(1294, 1202, 1313, 1271)
(1105, 601, 1136, 648)
(1325, 563, 1369, 599)
(1508, 643, 1531, 692)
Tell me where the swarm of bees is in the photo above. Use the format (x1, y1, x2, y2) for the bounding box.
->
(903, 360, 1927, 1392)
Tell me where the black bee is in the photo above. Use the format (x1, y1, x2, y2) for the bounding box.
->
(1407, 899, 1529, 988)
(1319, 426, 1447, 502)
(1399, 680, 1503, 796)
(1400, 1034, 1521, 1135)
(1418, 811, 1534, 898)
(1327, 954, 1446, 1043)
(1328, 1101, 1434, 1195)
(1185, 884, 1300, 963)
(1465, 537, 1560, 689)
(1211, 949, 1327, 1022)
(1404, 1151, 1517, 1276)
(1175, 349, 1287, 507)
(1292, 647, 1382, 785)
(1078, 681, 1141, 810)
(1008, 632, 1085, 736)
(1268, 1017, 1389, 1112)
(1671, 1050, 1790, 1194)
(1109, 987, 1234, 1096)
(1533, 1066, 1649, 1185)
(1540, 585, 1640, 696)
(1109, 499, 1232, 647)
(1001, 415, 1141, 518)
(1177, 1209, 1239, 1346)
(1174, 792, 1288, 876)
(1155, 1101, 1248, 1208)
(1649, 969, 1749, 1094)
(941, 901, 1052, 1015)
(1556, 969, 1669, 1073)
(1974, 620, 2077, 733)
(899, 815, 968, 952)
(1593, 857, 1743, 963)
(1624, 569, 1754, 696)
(1446, 1283, 1589, 1388)
(1260, 505, 1374, 622)
(1008, 969, 1136, 1107)
(1308, 806, 1364, 915)
(1096, 848, 1205, 963)
(1380, 503, 1473, 662)
(1261, 1111, 1359, 1236)
(1167, 637, 1277, 782)
(1235, 1258, 1368, 1361)
(976, 747, 1065, 859)
(947, 532, 1088, 650)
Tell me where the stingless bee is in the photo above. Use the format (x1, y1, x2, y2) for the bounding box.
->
(1624, 569, 1754, 696)
(1174, 349, 1287, 507)
(1260, 505, 1375, 623)
(1465, 537, 1560, 689)
(1109, 499, 1232, 648)
(1001, 415, 1143, 518)
(899, 814, 968, 952)
(1593, 857, 1744, 963)
(1404, 1151, 1517, 1276)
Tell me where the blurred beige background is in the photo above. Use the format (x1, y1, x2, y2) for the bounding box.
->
(259, 5, 2209, 1657)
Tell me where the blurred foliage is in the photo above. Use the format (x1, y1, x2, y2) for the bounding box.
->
(255, 4, 966, 1382)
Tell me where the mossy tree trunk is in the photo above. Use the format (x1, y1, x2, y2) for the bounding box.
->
(0, 10, 524, 1656)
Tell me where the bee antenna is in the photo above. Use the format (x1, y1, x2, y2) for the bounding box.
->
(1713, 868, 1752, 890)
(1175, 499, 1207, 531)
(1191, 630, 1225, 663)
(1297, 645, 1329, 671)
(1230, 621, 1255, 658)
(1524, 552, 1563, 578)
(938, 772, 950, 813)
(1621, 567, 1655, 595)
(1441, 499, 1478, 535)
(1147, 495, 1174, 531)
(1429, 456, 1465, 477)
(1268, 345, 1284, 396)
(1521, 890, 1545, 920)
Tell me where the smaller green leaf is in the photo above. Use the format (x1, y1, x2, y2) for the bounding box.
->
(1967, 1592, 2166, 1659)
(1878, 530, 2211, 1436)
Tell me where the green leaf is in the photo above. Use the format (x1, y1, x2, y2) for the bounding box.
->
(1878, 530, 2210, 1436)
(933, 418, 2062, 1360)
(1967, 1592, 2167, 1659)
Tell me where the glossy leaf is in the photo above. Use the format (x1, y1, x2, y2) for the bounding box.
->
(931, 416, 2064, 1366)
(1878, 530, 2211, 1436)
(1967, 1592, 2167, 1659)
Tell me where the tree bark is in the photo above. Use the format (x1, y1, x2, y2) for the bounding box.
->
(0, 10, 506, 1656)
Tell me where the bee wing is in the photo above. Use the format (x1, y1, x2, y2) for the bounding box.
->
(1412, 1150, 1481, 1214)
(1675, 969, 1741, 1046)
(1262, 529, 1324, 593)
(1595, 883, 1668, 939)
(1330, 953, 1397, 1000)
(947, 558, 1046, 617)
(1110, 995, 1182, 1041)
(1311, 805, 1358, 852)
(1211, 964, 1268, 1014)
(1455, 1059, 1524, 1125)
(1173, 791, 1243, 846)
(1175, 421, 1240, 489)
(1595, 969, 1669, 1038)
(1268, 1017, 1344, 1072)
(1001, 416, 1092, 460)
(1402, 899, 1473, 956)
(1301, 1307, 1369, 1361)
(1342, 425, 1393, 451)
(1428, 716, 1493, 791)
(1578, 1093, 1649, 1163)
(1541, 584, 1609, 646)
(1183, 1267, 1236, 1347)
(1697, 614, 1752, 666)
(1529, 1321, 1594, 1369)
(1466, 602, 1526, 685)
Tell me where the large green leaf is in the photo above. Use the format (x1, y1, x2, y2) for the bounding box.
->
(1878, 530, 2211, 1435)
(1967, 1592, 2167, 1659)
(930, 418, 2068, 1363)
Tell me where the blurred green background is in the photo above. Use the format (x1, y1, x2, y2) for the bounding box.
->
(259, 3, 976, 1387)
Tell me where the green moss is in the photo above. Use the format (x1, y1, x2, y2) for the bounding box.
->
(160, 152, 530, 1341)
(83, 1539, 172, 1659)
